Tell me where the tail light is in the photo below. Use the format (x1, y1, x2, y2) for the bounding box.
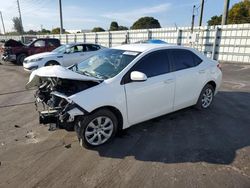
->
(217, 63, 222, 71)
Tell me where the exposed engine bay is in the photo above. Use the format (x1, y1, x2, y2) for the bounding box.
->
(35, 77, 100, 129)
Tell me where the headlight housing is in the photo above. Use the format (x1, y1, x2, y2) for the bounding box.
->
(28, 57, 44, 62)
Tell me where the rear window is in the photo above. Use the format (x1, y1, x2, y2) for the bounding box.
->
(171, 49, 202, 71)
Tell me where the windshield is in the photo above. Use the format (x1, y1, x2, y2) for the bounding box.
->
(71, 49, 140, 79)
(52, 45, 69, 54)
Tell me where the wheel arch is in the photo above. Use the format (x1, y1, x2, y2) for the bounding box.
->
(45, 60, 60, 66)
(90, 106, 124, 132)
(206, 80, 216, 91)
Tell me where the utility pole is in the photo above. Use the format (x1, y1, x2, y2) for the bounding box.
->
(17, 0, 24, 41)
(191, 5, 196, 33)
(222, 0, 230, 25)
(0, 11, 6, 34)
(59, 0, 64, 34)
(199, 0, 205, 26)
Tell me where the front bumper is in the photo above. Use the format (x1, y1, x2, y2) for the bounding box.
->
(2, 54, 16, 61)
(23, 61, 39, 72)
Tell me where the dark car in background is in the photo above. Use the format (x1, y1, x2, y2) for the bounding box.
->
(1, 38, 61, 64)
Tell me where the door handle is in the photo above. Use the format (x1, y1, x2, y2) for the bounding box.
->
(199, 70, 206, 74)
(164, 79, 174, 84)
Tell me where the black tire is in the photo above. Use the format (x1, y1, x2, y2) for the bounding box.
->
(76, 109, 118, 148)
(16, 53, 26, 65)
(195, 84, 215, 110)
(45, 61, 59, 66)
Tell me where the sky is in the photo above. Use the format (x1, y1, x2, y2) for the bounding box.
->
(0, 0, 242, 33)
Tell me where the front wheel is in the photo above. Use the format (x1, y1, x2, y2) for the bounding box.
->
(195, 84, 215, 109)
(76, 109, 118, 148)
(16, 53, 26, 65)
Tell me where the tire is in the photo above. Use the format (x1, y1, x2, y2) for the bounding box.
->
(76, 109, 118, 148)
(45, 61, 59, 66)
(195, 84, 215, 110)
(16, 53, 26, 65)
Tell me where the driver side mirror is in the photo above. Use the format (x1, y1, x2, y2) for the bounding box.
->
(130, 71, 147, 82)
(65, 48, 71, 54)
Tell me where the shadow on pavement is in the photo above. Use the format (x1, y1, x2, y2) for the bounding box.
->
(91, 91, 250, 164)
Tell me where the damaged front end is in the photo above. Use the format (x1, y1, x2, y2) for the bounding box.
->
(34, 77, 99, 129)
(27, 66, 102, 130)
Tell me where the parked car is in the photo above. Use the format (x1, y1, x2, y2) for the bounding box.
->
(23, 43, 105, 72)
(26, 43, 222, 148)
(1, 38, 60, 64)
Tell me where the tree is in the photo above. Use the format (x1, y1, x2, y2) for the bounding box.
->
(208, 0, 250, 25)
(25, 30, 37, 35)
(109, 21, 119, 31)
(91, 27, 105, 32)
(12, 17, 23, 34)
(207, 15, 222, 26)
(38, 29, 51, 34)
(51, 27, 65, 34)
(118, 26, 128, 30)
(228, 0, 250, 24)
(131, 17, 161, 29)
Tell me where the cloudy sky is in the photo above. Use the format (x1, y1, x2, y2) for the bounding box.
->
(0, 0, 241, 32)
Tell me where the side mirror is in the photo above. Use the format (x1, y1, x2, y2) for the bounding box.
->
(65, 48, 71, 54)
(130, 71, 147, 82)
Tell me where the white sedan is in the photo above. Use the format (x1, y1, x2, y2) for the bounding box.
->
(27, 43, 222, 148)
(23, 43, 105, 72)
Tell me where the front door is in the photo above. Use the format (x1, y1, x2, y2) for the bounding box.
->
(124, 50, 175, 125)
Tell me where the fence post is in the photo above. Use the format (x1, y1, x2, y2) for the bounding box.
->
(212, 27, 219, 60)
(108, 31, 111, 47)
(83, 33, 86, 43)
(74, 34, 76, 43)
(147, 29, 152, 40)
(95, 32, 98, 44)
(176, 29, 182, 45)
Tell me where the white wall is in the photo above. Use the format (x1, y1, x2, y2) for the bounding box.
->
(1, 23, 250, 63)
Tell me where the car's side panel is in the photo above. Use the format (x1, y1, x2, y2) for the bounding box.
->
(124, 73, 175, 125)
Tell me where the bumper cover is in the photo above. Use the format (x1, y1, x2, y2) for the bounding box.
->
(2, 54, 16, 61)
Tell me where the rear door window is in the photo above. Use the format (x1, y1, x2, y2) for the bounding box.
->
(171, 49, 202, 71)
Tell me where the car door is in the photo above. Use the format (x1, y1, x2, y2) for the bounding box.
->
(169, 49, 206, 111)
(85, 44, 101, 59)
(31, 39, 46, 54)
(124, 49, 175, 125)
(62, 44, 86, 66)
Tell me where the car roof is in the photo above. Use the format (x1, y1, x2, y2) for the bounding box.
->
(112, 43, 180, 52)
(67, 42, 99, 46)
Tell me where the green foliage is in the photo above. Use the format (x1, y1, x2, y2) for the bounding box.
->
(51, 27, 65, 34)
(207, 15, 222, 26)
(109, 21, 119, 31)
(38, 29, 51, 34)
(12, 17, 23, 34)
(131, 17, 161, 29)
(91, 27, 105, 32)
(118, 26, 128, 30)
(208, 0, 250, 25)
(228, 0, 250, 24)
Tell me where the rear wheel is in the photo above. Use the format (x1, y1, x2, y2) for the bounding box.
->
(195, 84, 215, 109)
(16, 53, 26, 65)
(76, 109, 118, 148)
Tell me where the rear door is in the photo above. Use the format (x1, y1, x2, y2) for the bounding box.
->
(84, 44, 101, 59)
(169, 49, 206, 110)
(124, 49, 175, 125)
(62, 44, 86, 66)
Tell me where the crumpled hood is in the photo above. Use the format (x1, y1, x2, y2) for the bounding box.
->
(25, 52, 59, 60)
(26, 65, 102, 88)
